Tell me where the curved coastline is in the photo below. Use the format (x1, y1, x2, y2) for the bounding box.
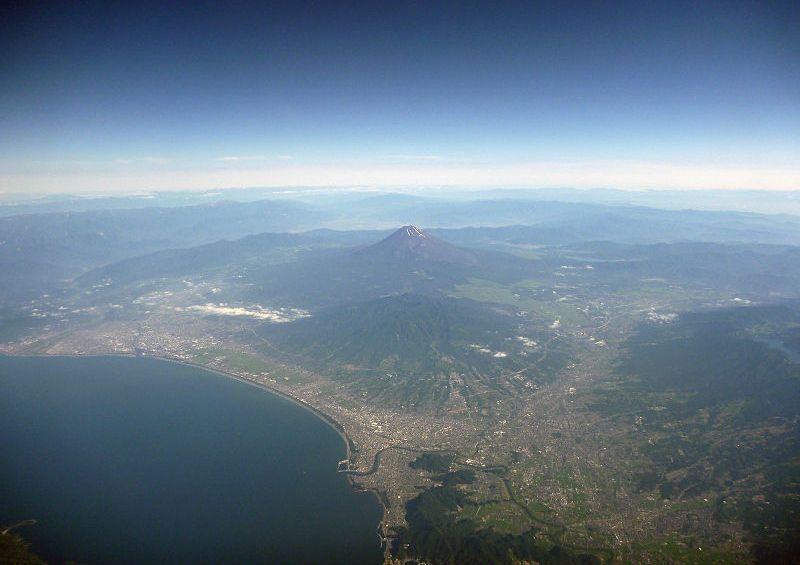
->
(1, 352, 388, 555)
(2, 353, 617, 562)
(146, 354, 613, 562)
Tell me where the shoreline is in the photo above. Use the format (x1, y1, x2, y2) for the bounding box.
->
(0, 351, 390, 557)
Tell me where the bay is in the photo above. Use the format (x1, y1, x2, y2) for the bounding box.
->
(0, 355, 383, 565)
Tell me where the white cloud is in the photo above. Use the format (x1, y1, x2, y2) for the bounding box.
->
(64, 157, 170, 167)
(387, 154, 442, 161)
(215, 155, 267, 162)
(215, 155, 293, 162)
(176, 303, 309, 322)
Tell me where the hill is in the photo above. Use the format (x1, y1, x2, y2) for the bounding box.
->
(260, 294, 529, 411)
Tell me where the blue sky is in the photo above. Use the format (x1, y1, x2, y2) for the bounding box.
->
(1, 1, 798, 193)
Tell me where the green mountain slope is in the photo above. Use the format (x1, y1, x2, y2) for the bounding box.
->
(260, 294, 531, 411)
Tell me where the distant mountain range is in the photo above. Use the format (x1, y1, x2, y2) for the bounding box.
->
(6, 193, 800, 307)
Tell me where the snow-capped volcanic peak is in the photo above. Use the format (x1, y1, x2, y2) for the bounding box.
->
(356, 224, 478, 265)
(403, 225, 427, 238)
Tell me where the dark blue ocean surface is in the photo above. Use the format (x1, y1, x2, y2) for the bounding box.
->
(0, 355, 383, 564)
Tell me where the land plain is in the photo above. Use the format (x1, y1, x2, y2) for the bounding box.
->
(2, 189, 800, 564)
